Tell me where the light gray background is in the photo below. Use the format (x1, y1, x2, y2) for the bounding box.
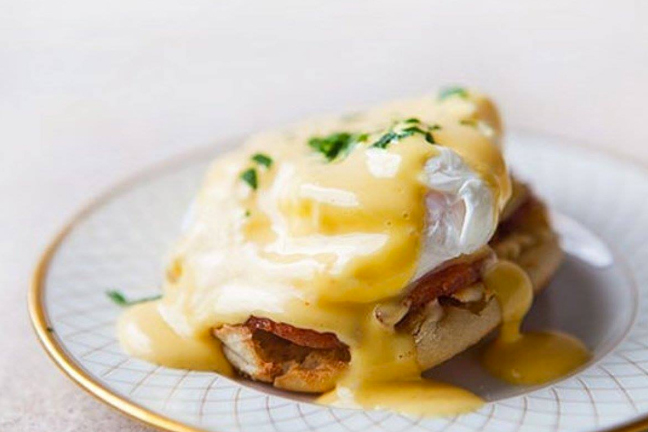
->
(2, 1, 647, 430)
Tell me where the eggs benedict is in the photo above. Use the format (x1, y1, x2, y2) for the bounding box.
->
(117, 88, 589, 416)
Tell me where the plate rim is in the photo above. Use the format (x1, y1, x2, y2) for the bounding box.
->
(28, 145, 224, 432)
(27, 129, 648, 432)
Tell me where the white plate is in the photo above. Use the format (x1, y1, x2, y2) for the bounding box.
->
(30, 131, 648, 432)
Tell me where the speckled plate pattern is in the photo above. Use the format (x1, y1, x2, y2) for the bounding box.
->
(30, 131, 648, 432)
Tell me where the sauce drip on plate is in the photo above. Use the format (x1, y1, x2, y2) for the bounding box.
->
(118, 301, 233, 375)
(318, 306, 483, 416)
(482, 261, 590, 384)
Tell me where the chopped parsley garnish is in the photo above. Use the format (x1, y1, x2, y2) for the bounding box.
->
(372, 131, 398, 149)
(106, 290, 161, 307)
(402, 125, 426, 134)
(308, 132, 368, 162)
(244, 209, 251, 217)
(309, 121, 441, 158)
(251, 153, 273, 168)
(357, 133, 369, 141)
(460, 119, 477, 127)
(438, 86, 469, 100)
(240, 168, 258, 190)
(371, 120, 441, 148)
(239, 154, 270, 190)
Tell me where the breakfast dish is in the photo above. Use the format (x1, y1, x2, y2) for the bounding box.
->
(116, 88, 588, 416)
(30, 128, 648, 432)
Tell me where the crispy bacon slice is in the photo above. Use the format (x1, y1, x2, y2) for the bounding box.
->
(405, 260, 485, 311)
(395, 257, 488, 331)
(244, 316, 347, 350)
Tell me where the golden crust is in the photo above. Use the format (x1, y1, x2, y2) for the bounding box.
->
(214, 325, 348, 393)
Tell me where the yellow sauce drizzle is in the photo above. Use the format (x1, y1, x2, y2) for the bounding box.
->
(318, 308, 483, 416)
(349, 382, 483, 417)
(118, 301, 233, 375)
(481, 261, 590, 385)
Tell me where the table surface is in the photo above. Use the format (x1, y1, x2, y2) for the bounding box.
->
(2, 1, 648, 431)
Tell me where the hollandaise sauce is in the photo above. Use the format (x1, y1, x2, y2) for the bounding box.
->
(318, 308, 483, 416)
(481, 261, 590, 385)
(116, 88, 588, 418)
(118, 301, 233, 375)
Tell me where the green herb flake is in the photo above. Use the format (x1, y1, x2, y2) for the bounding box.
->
(106, 290, 161, 307)
(244, 209, 251, 217)
(371, 120, 440, 149)
(240, 168, 258, 190)
(308, 132, 359, 161)
(106, 290, 127, 306)
(251, 153, 273, 168)
(460, 119, 477, 127)
(356, 133, 369, 142)
(439, 86, 469, 100)
(372, 131, 398, 149)
(401, 125, 426, 135)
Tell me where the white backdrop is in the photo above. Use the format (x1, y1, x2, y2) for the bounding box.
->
(1, 1, 647, 430)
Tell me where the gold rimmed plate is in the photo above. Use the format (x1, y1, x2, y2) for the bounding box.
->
(30, 131, 648, 432)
